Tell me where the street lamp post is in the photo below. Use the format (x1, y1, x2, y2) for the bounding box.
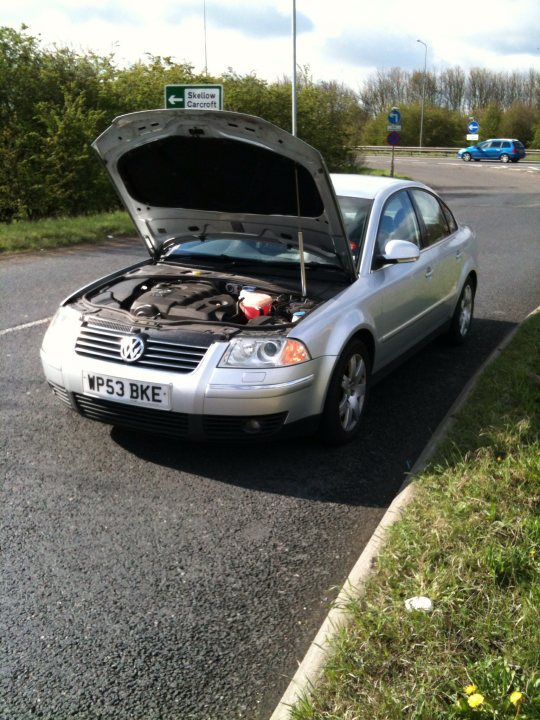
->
(203, 0, 208, 75)
(417, 39, 427, 148)
(291, 0, 297, 136)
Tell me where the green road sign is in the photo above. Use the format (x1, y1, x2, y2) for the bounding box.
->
(164, 84, 223, 110)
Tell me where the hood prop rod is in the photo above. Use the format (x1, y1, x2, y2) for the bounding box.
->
(294, 165, 307, 299)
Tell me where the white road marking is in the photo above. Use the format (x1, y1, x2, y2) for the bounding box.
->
(0, 317, 52, 336)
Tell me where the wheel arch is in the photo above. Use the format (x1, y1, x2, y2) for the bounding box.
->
(466, 269, 478, 294)
(318, 327, 375, 408)
(348, 328, 375, 370)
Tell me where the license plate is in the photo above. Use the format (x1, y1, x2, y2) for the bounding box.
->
(82, 371, 171, 410)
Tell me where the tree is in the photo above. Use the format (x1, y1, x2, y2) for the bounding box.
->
(438, 67, 466, 111)
(499, 102, 537, 144)
(476, 104, 502, 140)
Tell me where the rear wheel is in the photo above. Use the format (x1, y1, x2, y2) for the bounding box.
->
(462, 152, 472, 162)
(448, 277, 475, 345)
(320, 339, 370, 445)
(500, 153, 510, 163)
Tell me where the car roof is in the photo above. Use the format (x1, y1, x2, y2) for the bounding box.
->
(330, 173, 422, 200)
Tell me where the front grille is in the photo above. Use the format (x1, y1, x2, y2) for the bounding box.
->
(73, 394, 189, 436)
(75, 320, 209, 374)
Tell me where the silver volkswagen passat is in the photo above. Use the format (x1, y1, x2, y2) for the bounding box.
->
(41, 110, 478, 444)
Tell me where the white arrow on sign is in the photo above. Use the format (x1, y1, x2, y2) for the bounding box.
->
(168, 95, 184, 105)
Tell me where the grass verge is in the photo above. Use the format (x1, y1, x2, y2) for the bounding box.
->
(0, 211, 134, 254)
(291, 311, 540, 719)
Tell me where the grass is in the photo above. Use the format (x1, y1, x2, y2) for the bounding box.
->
(291, 311, 540, 719)
(0, 211, 135, 254)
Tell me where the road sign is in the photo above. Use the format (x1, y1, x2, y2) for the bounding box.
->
(164, 84, 223, 110)
(388, 108, 401, 125)
(467, 120, 479, 133)
(387, 131, 401, 146)
(467, 134, 479, 141)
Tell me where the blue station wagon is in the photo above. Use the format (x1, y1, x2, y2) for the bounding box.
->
(458, 139, 526, 163)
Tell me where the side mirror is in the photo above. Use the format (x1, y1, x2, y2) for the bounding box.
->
(382, 239, 420, 263)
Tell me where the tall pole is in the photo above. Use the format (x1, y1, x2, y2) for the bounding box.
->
(291, 0, 297, 136)
(203, 0, 208, 75)
(417, 39, 427, 148)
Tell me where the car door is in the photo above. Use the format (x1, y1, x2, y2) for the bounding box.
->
(370, 190, 436, 363)
(486, 140, 502, 160)
(472, 141, 489, 159)
(409, 188, 464, 326)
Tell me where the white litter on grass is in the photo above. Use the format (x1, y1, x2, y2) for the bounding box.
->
(405, 596, 434, 613)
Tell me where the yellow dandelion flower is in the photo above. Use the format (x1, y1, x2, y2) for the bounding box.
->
(468, 693, 485, 708)
(464, 684, 478, 695)
(510, 691, 524, 706)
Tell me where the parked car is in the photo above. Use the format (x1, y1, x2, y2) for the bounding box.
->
(41, 110, 478, 444)
(457, 138, 526, 163)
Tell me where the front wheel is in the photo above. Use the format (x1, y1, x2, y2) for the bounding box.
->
(500, 153, 510, 163)
(448, 278, 475, 345)
(462, 152, 472, 162)
(319, 339, 371, 445)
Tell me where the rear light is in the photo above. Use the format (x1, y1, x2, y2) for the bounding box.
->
(512, 147, 516, 154)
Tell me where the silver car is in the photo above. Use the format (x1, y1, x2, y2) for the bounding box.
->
(41, 110, 478, 444)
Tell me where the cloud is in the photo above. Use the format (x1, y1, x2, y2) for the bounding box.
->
(169, 2, 314, 38)
(64, 3, 138, 25)
(468, 29, 540, 57)
(324, 31, 420, 71)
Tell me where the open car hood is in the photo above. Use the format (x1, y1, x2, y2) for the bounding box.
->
(92, 110, 355, 280)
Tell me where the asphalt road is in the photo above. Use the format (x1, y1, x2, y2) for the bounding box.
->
(2, 160, 540, 720)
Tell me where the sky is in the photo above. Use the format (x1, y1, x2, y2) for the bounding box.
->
(2, 0, 539, 90)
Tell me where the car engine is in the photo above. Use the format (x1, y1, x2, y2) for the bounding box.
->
(84, 270, 316, 326)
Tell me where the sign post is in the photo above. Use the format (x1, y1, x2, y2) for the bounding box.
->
(387, 108, 402, 177)
(467, 120, 479, 142)
(164, 84, 223, 110)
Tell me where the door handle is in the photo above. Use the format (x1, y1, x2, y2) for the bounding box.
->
(456, 250, 463, 260)
(425, 267, 433, 279)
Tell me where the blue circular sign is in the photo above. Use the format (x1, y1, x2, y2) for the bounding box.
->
(468, 120, 479, 133)
(388, 108, 401, 125)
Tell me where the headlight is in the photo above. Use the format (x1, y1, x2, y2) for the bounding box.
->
(219, 336, 311, 368)
(41, 305, 82, 358)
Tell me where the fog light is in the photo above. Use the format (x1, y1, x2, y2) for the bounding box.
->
(243, 419, 262, 434)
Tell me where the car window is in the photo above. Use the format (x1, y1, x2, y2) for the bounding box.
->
(491, 141, 502, 149)
(410, 189, 450, 247)
(374, 191, 420, 265)
(337, 195, 373, 263)
(440, 201, 458, 233)
(478, 142, 488, 149)
(502, 141, 511, 148)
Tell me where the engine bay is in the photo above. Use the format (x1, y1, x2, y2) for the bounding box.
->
(82, 267, 317, 327)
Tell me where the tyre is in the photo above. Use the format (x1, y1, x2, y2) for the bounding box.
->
(462, 152, 472, 162)
(448, 277, 475, 345)
(319, 339, 370, 445)
(500, 153, 510, 163)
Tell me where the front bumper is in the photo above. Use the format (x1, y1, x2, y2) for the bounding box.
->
(41, 343, 330, 441)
